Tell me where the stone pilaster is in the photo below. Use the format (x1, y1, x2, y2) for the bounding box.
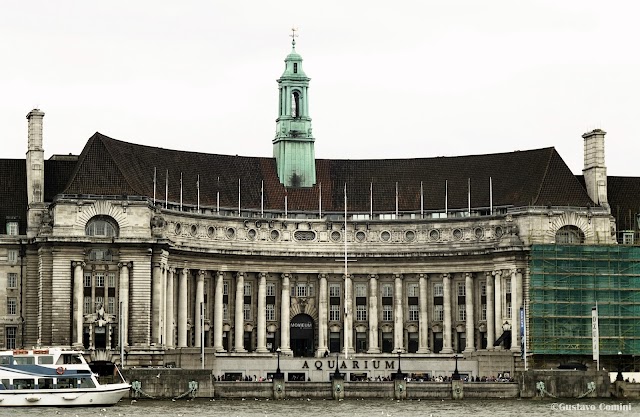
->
(195, 270, 205, 348)
(165, 267, 175, 348)
(118, 262, 132, 347)
(72, 261, 85, 348)
(256, 272, 269, 353)
(316, 273, 329, 357)
(493, 269, 503, 348)
(343, 274, 354, 355)
(464, 272, 475, 353)
(367, 274, 380, 354)
(393, 274, 404, 353)
(486, 272, 495, 350)
(279, 273, 292, 355)
(151, 261, 163, 345)
(511, 269, 521, 353)
(213, 271, 225, 352)
(417, 273, 430, 353)
(441, 273, 453, 354)
(177, 268, 189, 347)
(234, 272, 246, 352)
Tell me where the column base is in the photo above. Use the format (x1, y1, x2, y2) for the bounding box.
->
(315, 348, 329, 358)
(463, 347, 475, 354)
(234, 348, 247, 353)
(416, 348, 431, 354)
(440, 347, 454, 354)
(279, 348, 293, 356)
(367, 348, 381, 354)
(256, 347, 270, 353)
(213, 347, 226, 353)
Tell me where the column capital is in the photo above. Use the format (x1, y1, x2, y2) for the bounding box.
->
(393, 273, 403, 280)
(259, 272, 268, 279)
(465, 272, 474, 279)
(418, 273, 428, 280)
(318, 273, 328, 280)
(442, 273, 450, 280)
(181, 268, 190, 276)
(235, 271, 245, 279)
(117, 262, 133, 269)
(492, 270, 502, 277)
(485, 271, 493, 278)
(281, 273, 292, 280)
(216, 270, 225, 278)
(369, 274, 378, 280)
(72, 261, 86, 269)
(152, 262, 163, 269)
(198, 270, 207, 280)
(168, 267, 176, 274)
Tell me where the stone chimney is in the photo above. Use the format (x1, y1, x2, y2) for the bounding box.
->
(26, 109, 45, 237)
(582, 129, 609, 209)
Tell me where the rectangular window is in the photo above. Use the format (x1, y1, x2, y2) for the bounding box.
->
(481, 304, 487, 321)
(480, 283, 486, 297)
(7, 273, 17, 288)
(382, 305, 392, 321)
(84, 273, 91, 287)
(243, 304, 251, 321)
(6, 327, 17, 350)
(507, 301, 512, 317)
(7, 249, 18, 264)
(83, 296, 92, 314)
(407, 283, 419, 297)
(434, 304, 444, 321)
(95, 296, 104, 310)
(355, 284, 367, 297)
(244, 283, 252, 296)
(409, 304, 419, 321)
(95, 273, 105, 288)
(622, 232, 635, 245)
(379, 213, 396, 220)
(505, 278, 512, 294)
(6, 222, 18, 235)
(107, 297, 115, 315)
(223, 304, 229, 320)
(457, 282, 466, 296)
(458, 304, 466, 321)
(266, 304, 275, 321)
(266, 283, 275, 296)
(352, 214, 370, 221)
(223, 282, 229, 295)
(381, 284, 393, 297)
(107, 273, 116, 288)
(329, 284, 340, 297)
(356, 304, 367, 321)
(308, 283, 314, 297)
(433, 283, 443, 297)
(329, 304, 340, 321)
(296, 283, 307, 298)
(7, 297, 17, 315)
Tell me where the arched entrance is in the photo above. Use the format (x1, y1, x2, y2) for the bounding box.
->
(290, 314, 315, 357)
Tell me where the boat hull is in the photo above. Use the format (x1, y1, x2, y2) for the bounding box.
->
(0, 383, 130, 407)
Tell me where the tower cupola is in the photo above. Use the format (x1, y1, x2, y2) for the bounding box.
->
(272, 29, 316, 188)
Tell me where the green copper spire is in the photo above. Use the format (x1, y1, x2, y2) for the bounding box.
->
(273, 28, 316, 188)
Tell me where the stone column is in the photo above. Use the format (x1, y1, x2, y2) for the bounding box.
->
(343, 274, 354, 355)
(195, 270, 205, 348)
(493, 269, 502, 347)
(464, 273, 475, 352)
(165, 267, 175, 348)
(256, 272, 268, 353)
(393, 274, 404, 353)
(367, 274, 380, 354)
(442, 273, 454, 354)
(316, 273, 329, 357)
(486, 272, 495, 350)
(118, 262, 131, 347)
(152, 262, 163, 345)
(72, 261, 85, 348)
(511, 269, 521, 352)
(161, 265, 167, 346)
(279, 273, 292, 355)
(418, 274, 430, 353)
(213, 271, 225, 352)
(177, 268, 189, 348)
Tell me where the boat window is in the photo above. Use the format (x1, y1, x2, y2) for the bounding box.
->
(38, 355, 54, 364)
(13, 378, 35, 390)
(14, 356, 35, 365)
(0, 356, 11, 365)
(78, 378, 96, 388)
(38, 378, 54, 389)
(61, 354, 83, 364)
(56, 378, 75, 389)
(1, 379, 9, 389)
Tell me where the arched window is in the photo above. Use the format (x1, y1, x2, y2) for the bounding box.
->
(555, 225, 585, 244)
(86, 216, 119, 238)
(291, 91, 300, 117)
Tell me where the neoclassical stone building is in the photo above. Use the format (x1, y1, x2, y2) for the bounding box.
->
(1, 38, 638, 380)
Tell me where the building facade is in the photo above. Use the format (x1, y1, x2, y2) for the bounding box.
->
(1, 38, 638, 380)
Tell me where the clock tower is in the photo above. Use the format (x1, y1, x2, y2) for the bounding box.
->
(273, 29, 316, 188)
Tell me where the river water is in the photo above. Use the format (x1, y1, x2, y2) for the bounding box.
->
(9, 399, 640, 417)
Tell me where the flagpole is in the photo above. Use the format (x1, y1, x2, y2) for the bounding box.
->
(165, 169, 168, 209)
(489, 177, 493, 215)
(284, 189, 288, 218)
(197, 174, 200, 211)
(420, 181, 424, 219)
(318, 182, 322, 218)
(216, 176, 220, 213)
(468, 178, 471, 215)
(238, 178, 241, 216)
(344, 182, 348, 359)
(395, 182, 398, 218)
(261, 180, 264, 217)
(180, 172, 183, 211)
(445, 180, 448, 218)
(370, 181, 373, 218)
(153, 167, 157, 206)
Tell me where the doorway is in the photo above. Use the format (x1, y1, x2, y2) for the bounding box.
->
(290, 314, 314, 357)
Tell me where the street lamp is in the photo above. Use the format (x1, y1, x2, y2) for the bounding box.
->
(394, 351, 404, 380)
(333, 353, 343, 380)
(452, 354, 461, 381)
(616, 351, 624, 382)
(274, 348, 284, 380)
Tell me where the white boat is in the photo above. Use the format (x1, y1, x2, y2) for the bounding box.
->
(0, 348, 130, 407)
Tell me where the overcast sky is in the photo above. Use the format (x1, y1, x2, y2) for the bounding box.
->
(1, 1, 638, 176)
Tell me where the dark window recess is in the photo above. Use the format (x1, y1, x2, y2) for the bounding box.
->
(223, 295, 229, 304)
(95, 287, 104, 298)
(434, 296, 443, 305)
(481, 295, 486, 304)
(356, 297, 367, 306)
(84, 287, 92, 296)
(506, 294, 511, 303)
(382, 297, 393, 306)
(108, 287, 115, 297)
(458, 296, 465, 305)
(408, 297, 418, 306)
(244, 296, 252, 304)
(293, 63, 298, 73)
(330, 297, 341, 306)
(204, 294, 208, 304)
(266, 296, 276, 305)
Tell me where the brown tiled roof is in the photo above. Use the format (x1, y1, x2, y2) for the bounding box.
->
(607, 177, 640, 231)
(61, 133, 595, 212)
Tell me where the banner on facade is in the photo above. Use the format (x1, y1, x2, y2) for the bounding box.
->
(592, 305, 600, 368)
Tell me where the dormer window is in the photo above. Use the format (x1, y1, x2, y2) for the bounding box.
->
(6, 221, 18, 235)
(293, 63, 298, 74)
(86, 216, 119, 237)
